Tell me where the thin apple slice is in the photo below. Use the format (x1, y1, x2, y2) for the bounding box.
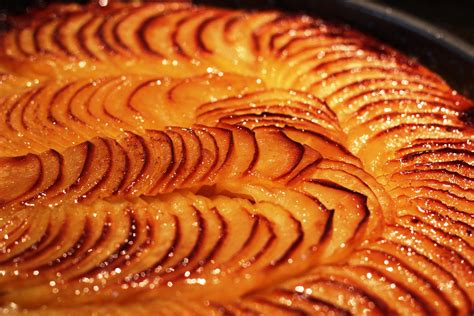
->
(0, 140, 92, 210)
(224, 11, 281, 64)
(4, 150, 61, 208)
(135, 6, 193, 58)
(0, 154, 42, 205)
(197, 89, 337, 121)
(6, 87, 58, 153)
(195, 125, 233, 182)
(250, 126, 304, 180)
(53, 11, 94, 59)
(22, 81, 88, 150)
(171, 7, 222, 61)
(323, 71, 451, 111)
(185, 128, 218, 185)
(300, 179, 371, 262)
(122, 130, 174, 196)
(393, 198, 474, 247)
(283, 126, 361, 166)
(347, 112, 465, 154)
(93, 6, 135, 58)
(391, 184, 474, 216)
(390, 168, 473, 196)
(85, 77, 142, 134)
(0, 210, 50, 266)
(47, 137, 116, 206)
(198, 12, 256, 75)
(304, 159, 391, 219)
(216, 124, 257, 179)
(164, 128, 203, 191)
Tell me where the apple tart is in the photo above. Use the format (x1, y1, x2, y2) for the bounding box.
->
(0, 1, 472, 315)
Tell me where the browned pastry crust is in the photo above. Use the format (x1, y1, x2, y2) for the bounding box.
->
(0, 1, 472, 315)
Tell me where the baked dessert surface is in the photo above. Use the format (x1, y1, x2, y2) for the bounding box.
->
(0, 1, 472, 315)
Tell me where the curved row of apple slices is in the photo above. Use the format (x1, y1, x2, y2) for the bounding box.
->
(0, 124, 330, 211)
(225, 219, 473, 316)
(0, 74, 358, 166)
(1, 203, 469, 314)
(331, 76, 473, 174)
(0, 169, 384, 308)
(0, 2, 274, 80)
(0, 0, 450, 94)
(241, 3, 474, 178)
(381, 138, 474, 260)
(0, 73, 264, 156)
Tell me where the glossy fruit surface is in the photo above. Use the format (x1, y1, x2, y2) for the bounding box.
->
(0, 1, 472, 315)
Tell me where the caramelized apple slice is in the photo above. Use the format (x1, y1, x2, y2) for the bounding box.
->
(216, 124, 257, 179)
(251, 126, 304, 180)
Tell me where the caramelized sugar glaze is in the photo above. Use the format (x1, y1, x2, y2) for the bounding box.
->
(0, 1, 472, 315)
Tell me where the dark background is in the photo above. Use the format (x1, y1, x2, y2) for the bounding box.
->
(381, 0, 474, 45)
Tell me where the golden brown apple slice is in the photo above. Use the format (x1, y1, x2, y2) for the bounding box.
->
(195, 11, 257, 75)
(237, 262, 433, 315)
(252, 126, 303, 179)
(129, 73, 264, 129)
(1, 88, 55, 154)
(121, 130, 175, 196)
(215, 124, 258, 179)
(0, 2, 209, 80)
(21, 80, 92, 149)
(383, 139, 474, 176)
(222, 11, 281, 64)
(0, 138, 110, 210)
(391, 194, 474, 249)
(283, 126, 361, 166)
(218, 112, 343, 145)
(263, 32, 368, 89)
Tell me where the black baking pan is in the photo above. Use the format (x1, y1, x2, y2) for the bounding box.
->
(1, 0, 474, 101)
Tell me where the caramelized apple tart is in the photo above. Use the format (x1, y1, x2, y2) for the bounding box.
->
(0, 1, 472, 315)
